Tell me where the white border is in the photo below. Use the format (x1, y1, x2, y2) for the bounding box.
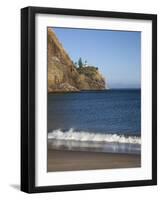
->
(35, 14, 152, 186)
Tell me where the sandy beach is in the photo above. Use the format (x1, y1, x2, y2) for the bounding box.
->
(47, 149, 141, 172)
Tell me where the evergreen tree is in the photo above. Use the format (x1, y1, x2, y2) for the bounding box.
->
(78, 57, 83, 68)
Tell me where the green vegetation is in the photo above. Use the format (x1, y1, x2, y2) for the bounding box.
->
(77, 66, 99, 77)
(76, 58, 98, 70)
(78, 57, 83, 68)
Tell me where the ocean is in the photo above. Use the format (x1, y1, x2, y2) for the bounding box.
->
(48, 89, 141, 155)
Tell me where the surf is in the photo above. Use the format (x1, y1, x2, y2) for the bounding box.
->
(48, 128, 141, 145)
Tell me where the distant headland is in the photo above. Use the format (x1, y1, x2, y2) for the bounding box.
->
(48, 28, 107, 92)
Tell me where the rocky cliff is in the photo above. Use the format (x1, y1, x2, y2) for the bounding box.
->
(48, 28, 106, 92)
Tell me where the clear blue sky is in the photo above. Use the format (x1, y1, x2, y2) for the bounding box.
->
(53, 27, 141, 88)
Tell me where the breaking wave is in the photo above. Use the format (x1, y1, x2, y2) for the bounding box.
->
(48, 128, 141, 144)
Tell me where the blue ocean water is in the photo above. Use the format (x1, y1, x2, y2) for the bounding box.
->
(48, 89, 141, 154)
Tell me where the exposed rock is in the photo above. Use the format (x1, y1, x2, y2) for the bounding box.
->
(55, 82, 79, 92)
(48, 28, 107, 92)
(77, 67, 106, 90)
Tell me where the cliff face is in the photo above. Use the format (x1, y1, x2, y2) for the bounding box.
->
(48, 28, 106, 92)
(77, 67, 106, 90)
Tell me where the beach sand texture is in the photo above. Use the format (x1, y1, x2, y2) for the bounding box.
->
(47, 149, 141, 172)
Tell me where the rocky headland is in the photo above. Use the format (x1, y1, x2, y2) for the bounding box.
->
(48, 28, 107, 92)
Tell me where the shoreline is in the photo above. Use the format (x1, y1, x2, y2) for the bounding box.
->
(48, 89, 108, 94)
(48, 88, 141, 94)
(47, 149, 141, 172)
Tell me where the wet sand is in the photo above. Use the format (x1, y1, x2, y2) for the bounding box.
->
(47, 149, 141, 172)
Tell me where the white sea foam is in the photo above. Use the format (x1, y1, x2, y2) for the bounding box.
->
(48, 128, 141, 144)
